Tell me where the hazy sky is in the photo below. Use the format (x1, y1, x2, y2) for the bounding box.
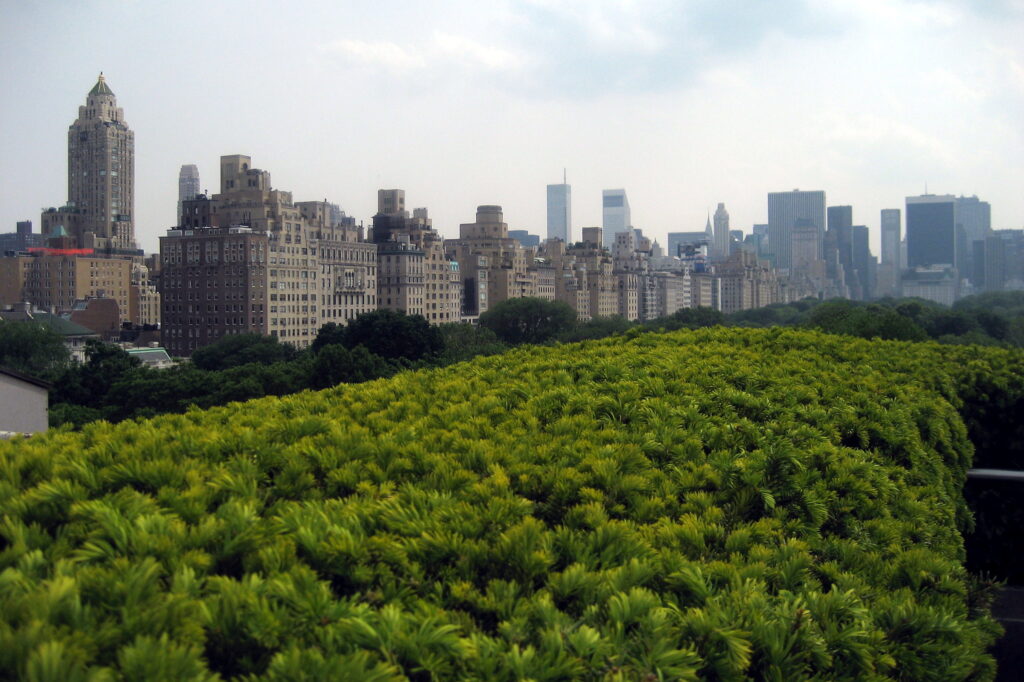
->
(2, 0, 1022, 254)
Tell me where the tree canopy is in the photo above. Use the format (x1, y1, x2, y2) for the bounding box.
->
(190, 333, 296, 371)
(479, 297, 577, 345)
(0, 321, 69, 381)
(340, 310, 444, 361)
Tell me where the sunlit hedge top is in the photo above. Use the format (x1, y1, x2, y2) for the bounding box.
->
(2, 327, 1020, 681)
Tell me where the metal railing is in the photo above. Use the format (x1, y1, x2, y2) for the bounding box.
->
(968, 469, 1024, 483)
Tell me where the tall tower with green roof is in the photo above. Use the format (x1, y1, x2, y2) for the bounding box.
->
(66, 73, 135, 250)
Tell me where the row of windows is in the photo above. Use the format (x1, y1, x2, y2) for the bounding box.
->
(269, 305, 314, 314)
(164, 304, 263, 314)
(162, 291, 259, 302)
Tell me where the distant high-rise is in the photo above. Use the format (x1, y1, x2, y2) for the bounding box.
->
(851, 225, 873, 300)
(826, 206, 853, 271)
(712, 203, 730, 260)
(178, 165, 200, 226)
(791, 219, 821, 273)
(955, 195, 991, 282)
(827, 206, 853, 232)
(767, 190, 826, 271)
(906, 195, 957, 269)
(65, 73, 135, 250)
(602, 189, 630, 249)
(509, 230, 540, 247)
(546, 179, 571, 243)
(880, 209, 901, 267)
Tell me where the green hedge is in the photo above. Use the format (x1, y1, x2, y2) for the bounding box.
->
(1, 327, 1018, 680)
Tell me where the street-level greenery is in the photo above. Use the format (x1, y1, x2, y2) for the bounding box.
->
(2, 327, 1021, 680)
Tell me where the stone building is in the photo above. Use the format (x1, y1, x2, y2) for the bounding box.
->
(371, 201, 459, 324)
(715, 250, 779, 314)
(163, 155, 377, 354)
(537, 240, 589, 319)
(651, 272, 688, 318)
(446, 205, 545, 312)
(129, 263, 161, 327)
(42, 74, 135, 252)
(159, 226, 269, 356)
(376, 234, 425, 317)
(575, 228, 618, 319)
(0, 242, 133, 324)
(298, 200, 377, 327)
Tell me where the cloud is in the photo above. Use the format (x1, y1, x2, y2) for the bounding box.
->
(313, 0, 1022, 102)
(318, 40, 427, 71)
(431, 32, 528, 70)
(317, 32, 527, 81)
(503, 0, 846, 97)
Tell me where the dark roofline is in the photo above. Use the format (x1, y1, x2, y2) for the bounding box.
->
(0, 366, 52, 390)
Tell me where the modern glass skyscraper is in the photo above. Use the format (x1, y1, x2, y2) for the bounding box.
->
(178, 164, 200, 226)
(767, 190, 826, 271)
(602, 189, 630, 249)
(906, 195, 956, 269)
(546, 182, 571, 243)
(880, 209, 901, 267)
(826, 205, 853, 271)
(66, 73, 135, 250)
(851, 225, 872, 300)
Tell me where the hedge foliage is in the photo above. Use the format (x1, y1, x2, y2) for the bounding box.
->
(2, 327, 1022, 680)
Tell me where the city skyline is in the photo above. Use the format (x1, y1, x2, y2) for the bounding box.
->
(1, 1, 1022, 255)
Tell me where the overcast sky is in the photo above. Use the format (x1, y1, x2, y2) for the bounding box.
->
(2, 0, 1022, 254)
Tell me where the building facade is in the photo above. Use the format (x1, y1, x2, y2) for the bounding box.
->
(162, 155, 383, 355)
(0, 246, 133, 324)
(767, 190, 826, 272)
(159, 226, 269, 356)
(906, 195, 956, 270)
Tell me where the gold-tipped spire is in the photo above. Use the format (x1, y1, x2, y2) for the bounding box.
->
(88, 72, 114, 97)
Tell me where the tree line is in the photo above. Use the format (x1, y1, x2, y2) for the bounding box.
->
(2, 290, 1023, 428)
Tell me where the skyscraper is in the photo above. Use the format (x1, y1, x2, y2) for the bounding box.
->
(826, 205, 853, 271)
(767, 190, 826, 271)
(546, 182, 571, 243)
(955, 195, 991, 282)
(880, 209, 901, 267)
(178, 165, 200, 226)
(851, 225, 873, 300)
(906, 195, 956, 269)
(65, 73, 135, 250)
(602, 189, 630, 249)
(712, 203, 730, 260)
